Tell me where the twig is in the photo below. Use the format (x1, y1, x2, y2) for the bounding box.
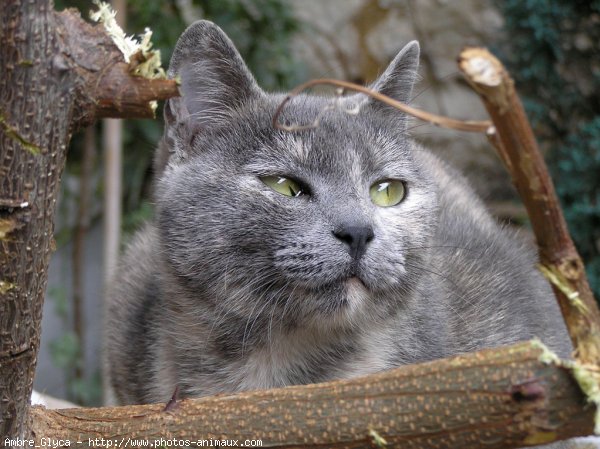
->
(272, 78, 492, 133)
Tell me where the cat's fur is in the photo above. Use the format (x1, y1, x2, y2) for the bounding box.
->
(105, 21, 571, 407)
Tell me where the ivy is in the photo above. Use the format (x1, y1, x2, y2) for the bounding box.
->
(496, 0, 600, 300)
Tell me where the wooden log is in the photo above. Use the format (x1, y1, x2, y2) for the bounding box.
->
(29, 342, 594, 449)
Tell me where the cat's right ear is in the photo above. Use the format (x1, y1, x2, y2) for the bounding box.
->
(363, 41, 420, 126)
(162, 20, 263, 161)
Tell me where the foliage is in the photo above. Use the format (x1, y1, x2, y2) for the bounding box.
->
(496, 0, 600, 300)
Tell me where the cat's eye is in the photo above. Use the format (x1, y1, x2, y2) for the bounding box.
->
(370, 179, 406, 207)
(260, 176, 306, 198)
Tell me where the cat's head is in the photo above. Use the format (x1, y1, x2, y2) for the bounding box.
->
(155, 21, 439, 332)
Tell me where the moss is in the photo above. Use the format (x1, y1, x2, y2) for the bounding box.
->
(497, 0, 600, 301)
(0, 111, 41, 155)
(368, 428, 388, 448)
(0, 281, 17, 295)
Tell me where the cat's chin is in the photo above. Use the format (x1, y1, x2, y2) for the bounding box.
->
(316, 276, 373, 328)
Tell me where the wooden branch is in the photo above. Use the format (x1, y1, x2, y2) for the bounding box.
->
(458, 47, 600, 366)
(29, 341, 594, 449)
(94, 65, 178, 119)
(54, 9, 179, 125)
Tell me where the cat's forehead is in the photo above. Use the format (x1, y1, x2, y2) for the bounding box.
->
(269, 127, 406, 169)
(241, 95, 417, 178)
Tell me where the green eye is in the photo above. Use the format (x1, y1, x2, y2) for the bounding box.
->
(370, 179, 406, 207)
(261, 176, 306, 197)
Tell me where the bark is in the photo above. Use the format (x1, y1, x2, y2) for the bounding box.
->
(29, 342, 594, 449)
(0, 1, 178, 439)
(1, 1, 74, 438)
(458, 47, 600, 366)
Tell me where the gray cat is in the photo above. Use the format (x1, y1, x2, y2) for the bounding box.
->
(105, 20, 571, 409)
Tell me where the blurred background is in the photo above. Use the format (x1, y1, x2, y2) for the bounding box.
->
(36, 0, 600, 405)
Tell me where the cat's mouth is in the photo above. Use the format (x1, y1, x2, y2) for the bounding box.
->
(345, 276, 370, 295)
(347, 276, 367, 288)
(345, 262, 370, 290)
(344, 276, 370, 307)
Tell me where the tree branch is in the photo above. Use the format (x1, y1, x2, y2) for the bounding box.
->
(457, 47, 600, 367)
(54, 8, 179, 125)
(29, 341, 595, 449)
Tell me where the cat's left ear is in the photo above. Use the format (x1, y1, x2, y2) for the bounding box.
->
(367, 41, 420, 112)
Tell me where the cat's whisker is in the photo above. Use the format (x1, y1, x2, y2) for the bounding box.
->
(402, 244, 485, 257)
(242, 293, 275, 356)
(267, 281, 295, 348)
(205, 271, 279, 356)
(403, 261, 478, 310)
(401, 263, 473, 330)
(241, 276, 281, 356)
(404, 122, 431, 132)
(202, 301, 234, 355)
(404, 244, 543, 272)
(277, 282, 301, 336)
(409, 71, 460, 103)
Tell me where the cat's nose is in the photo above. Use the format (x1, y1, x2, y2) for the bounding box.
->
(333, 225, 375, 260)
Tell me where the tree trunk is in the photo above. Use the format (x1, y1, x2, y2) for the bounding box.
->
(1, 1, 76, 437)
(0, 0, 178, 438)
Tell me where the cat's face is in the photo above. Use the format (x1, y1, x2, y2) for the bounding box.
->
(156, 21, 438, 331)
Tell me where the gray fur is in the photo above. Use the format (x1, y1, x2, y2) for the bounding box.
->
(105, 20, 571, 416)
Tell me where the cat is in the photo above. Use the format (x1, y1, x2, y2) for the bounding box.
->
(104, 20, 571, 408)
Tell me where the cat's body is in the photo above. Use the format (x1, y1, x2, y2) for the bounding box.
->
(105, 21, 571, 406)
